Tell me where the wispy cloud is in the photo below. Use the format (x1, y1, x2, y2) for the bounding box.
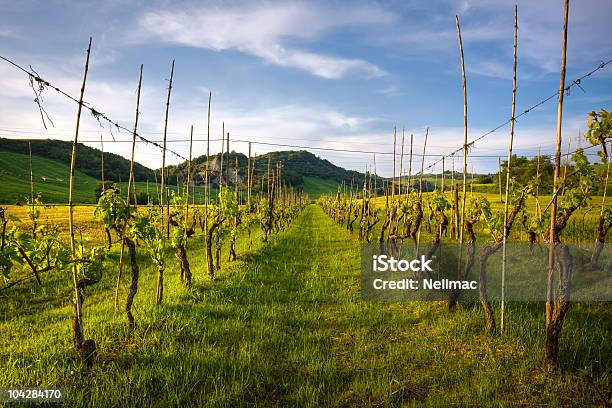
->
(379, 0, 612, 78)
(0, 27, 21, 39)
(129, 2, 392, 79)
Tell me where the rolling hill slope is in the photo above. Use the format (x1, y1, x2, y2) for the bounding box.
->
(0, 151, 340, 203)
(0, 151, 99, 203)
(0, 137, 155, 183)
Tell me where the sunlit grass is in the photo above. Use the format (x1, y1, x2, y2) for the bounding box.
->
(0, 205, 610, 406)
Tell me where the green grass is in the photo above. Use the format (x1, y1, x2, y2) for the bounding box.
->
(0, 152, 99, 204)
(0, 152, 337, 205)
(300, 176, 338, 199)
(0, 206, 610, 406)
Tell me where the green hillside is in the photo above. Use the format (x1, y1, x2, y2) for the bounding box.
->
(301, 176, 338, 199)
(0, 151, 337, 204)
(167, 150, 383, 191)
(0, 137, 155, 183)
(0, 152, 98, 203)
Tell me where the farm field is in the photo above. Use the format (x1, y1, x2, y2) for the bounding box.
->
(2, 1, 612, 406)
(1, 205, 610, 407)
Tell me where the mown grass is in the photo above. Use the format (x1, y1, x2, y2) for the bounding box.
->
(0, 205, 610, 406)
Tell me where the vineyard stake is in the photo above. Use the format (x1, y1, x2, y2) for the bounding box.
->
(100, 135, 105, 184)
(247, 142, 252, 209)
(399, 128, 405, 199)
(419, 128, 428, 199)
(373, 153, 377, 197)
(68, 37, 92, 355)
(546, 0, 569, 371)
(204, 92, 211, 275)
(185, 125, 193, 220)
(452, 157, 458, 239)
(226, 132, 230, 188)
(442, 156, 445, 192)
(408, 134, 413, 193)
(28, 141, 35, 239)
(161, 60, 174, 240)
(500, 4, 518, 334)
(456, 14, 468, 250)
(416, 128, 428, 254)
(220, 122, 225, 188)
(115, 63, 143, 312)
(536, 146, 542, 219)
(392, 127, 397, 201)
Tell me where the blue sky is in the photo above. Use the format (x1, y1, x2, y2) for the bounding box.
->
(0, 0, 611, 175)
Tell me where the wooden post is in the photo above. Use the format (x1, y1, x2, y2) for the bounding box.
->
(100, 135, 105, 186)
(419, 128, 428, 198)
(434, 166, 438, 190)
(219, 122, 224, 187)
(205, 92, 211, 274)
(442, 156, 445, 192)
(416, 129, 428, 255)
(247, 142, 252, 209)
(278, 161, 282, 199)
(456, 15, 468, 248)
(373, 153, 377, 197)
(127, 65, 142, 207)
(115, 63, 143, 312)
(226, 132, 230, 188)
(408, 134, 413, 193)
(161, 60, 174, 239)
(452, 157, 458, 239)
(546, 0, 569, 371)
(185, 125, 193, 220)
(28, 141, 35, 236)
(392, 127, 397, 201)
(536, 146, 542, 219)
(68, 37, 92, 354)
(250, 153, 257, 202)
(500, 4, 518, 333)
(267, 153, 271, 198)
(235, 157, 239, 196)
(399, 128, 405, 199)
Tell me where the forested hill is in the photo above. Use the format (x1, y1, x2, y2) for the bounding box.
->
(0, 137, 155, 182)
(166, 150, 382, 189)
(0, 138, 392, 198)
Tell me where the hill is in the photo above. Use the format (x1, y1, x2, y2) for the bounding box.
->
(0, 144, 366, 202)
(0, 151, 98, 203)
(0, 137, 155, 183)
(166, 150, 382, 194)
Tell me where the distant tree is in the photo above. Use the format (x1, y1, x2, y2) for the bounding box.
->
(477, 174, 493, 184)
(500, 155, 554, 194)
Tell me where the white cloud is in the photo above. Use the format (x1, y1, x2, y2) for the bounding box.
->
(130, 2, 391, 79)
(468, 59, 512, 79)
(382, 0, 612, 78)
(0, 27, 21, 39)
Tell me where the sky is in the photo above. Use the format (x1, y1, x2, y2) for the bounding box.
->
(0, 0, 611, 176)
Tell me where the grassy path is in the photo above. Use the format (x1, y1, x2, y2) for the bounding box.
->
(1, 205, 610, 406)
